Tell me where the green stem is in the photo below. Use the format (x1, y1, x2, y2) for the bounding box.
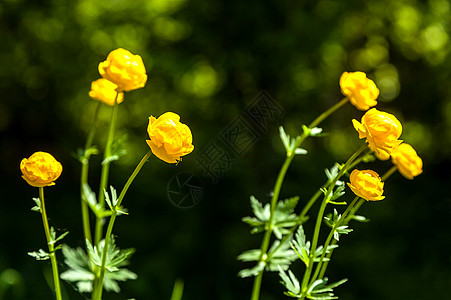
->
(309, 196, 359, 286)
(39, 187, 62, 300)
(93, 151, 152, 300)
(95, 95, 119, 246)
(300, 143, 367, 293)
(382, 166, 398, 181)
(317, 198, 365, 280)
(309, 98, 348, 128)
(249, 98, 349, 300)
(81, 101, 102, 246)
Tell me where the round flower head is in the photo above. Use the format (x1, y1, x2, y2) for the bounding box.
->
(98, 48, 147, 92)
(352, 108, 402, 160)
(20, 152, 63, 187)
(347, 169, 385, 201)
(391, 143, 423, 180)
(340, 71, 379, 111)
(146, 112, 194, 164)
(89, 78, 124, 106)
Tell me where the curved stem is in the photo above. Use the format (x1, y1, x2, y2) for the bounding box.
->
(309, 196, 359, 286)
(382, 166, 398, 181)
(249, 98, 349, 300)
(39, 187, 62, 300)
(93, 151, 152, 300)
(308, 98, 348, 128)
(300, 143, 367, 293)
(81, 101, 102, 245)
(95, 95, 119, 246)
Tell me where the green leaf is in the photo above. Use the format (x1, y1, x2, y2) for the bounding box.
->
(279, 126, 291, 152)
(62, 239, 136, 293)
(75, 146, 99, 164)
(353, 215, 370, 222)
(306, 277, 348, 299)
(31, 197, 41, 213)
(104, 185, 119, 211)
(294, 148, 308, 155)
(279, 126, 305, 156)
(28, 249, 50, 261)
(278, 266, 301, 296)
(82, 184, 101, 214)
(243, 196, 301, 239)
(291, 226, 311, 266)
(302, 125, 325, 137)
(102, 134, 128, 165)
(238, 262, 265, 278)
(237, 249, 261, 262)
(238, 237, 297, 277)
(266, 237, 297, 272)
(50, 229, 69, 245)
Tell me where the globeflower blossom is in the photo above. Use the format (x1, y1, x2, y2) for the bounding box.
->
(352, 108, 402, 160)
(340, 71, 379, 111)
(146, 112, 194, 163)
(98, 48, 147, 92)
(347, 169, 385, 201)
(20, 152, 63, 187)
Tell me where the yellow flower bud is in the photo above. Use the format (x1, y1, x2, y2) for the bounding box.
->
(89, 78, 125, 106)
(347, 169, 385, 201)
(391, 143, 423, 180)
(340, 71, 379, 111)
(20, 152, 63, 187)
(352, 108, 402, 160)
(98, 48, 147, 92)
(146, 112, 194, 164)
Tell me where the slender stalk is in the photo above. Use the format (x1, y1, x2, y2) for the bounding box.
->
(170, 279, 184, 300)
(300, 144, 367, 293)
(39, 187, 62, 300)
(309, 196, 359, 286)
(309, 98, 348, 128)
(80, 101, 102, 245)
(95, 94, 119, 246)
(382, 166, 398, 181)
(249, 98, 349, 300)
(93, 151, 152, 300)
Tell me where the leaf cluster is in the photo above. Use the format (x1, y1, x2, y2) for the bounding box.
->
(242, 196, 304, 239)
(61, 237, 136, 293)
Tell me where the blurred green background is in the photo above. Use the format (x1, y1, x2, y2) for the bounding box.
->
(1, 0, 451, 299)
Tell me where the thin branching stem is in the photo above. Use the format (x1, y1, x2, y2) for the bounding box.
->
(39, 187, 63, 300)
(249, 98, 349, 300)
(93, 151, 152, 300)
(95, 94, 119, 246)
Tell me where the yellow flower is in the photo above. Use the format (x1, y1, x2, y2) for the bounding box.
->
(391, 143, 423, 180)
(347, 169, 385, 201)
(98, 48, 147, 92)
(146, 112, 194, 163)
(89, 78, 125, 106)
(352, 108, 402, 160)
(20, 152, 63, 187)
(340, 71, 379, 111)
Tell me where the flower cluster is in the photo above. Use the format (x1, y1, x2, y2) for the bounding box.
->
(339, 71, 423, 200)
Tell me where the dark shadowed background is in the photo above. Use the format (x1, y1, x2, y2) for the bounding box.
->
(1, 0, 450, 299)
